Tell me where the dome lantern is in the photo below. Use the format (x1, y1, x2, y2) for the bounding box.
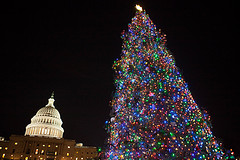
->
(47, 91, 55, 108)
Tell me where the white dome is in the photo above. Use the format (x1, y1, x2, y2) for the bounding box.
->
(36, 105, 61, 119)
(25, 94, 64, 139)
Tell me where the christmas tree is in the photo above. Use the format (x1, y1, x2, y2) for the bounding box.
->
(105, 5, 233, 160)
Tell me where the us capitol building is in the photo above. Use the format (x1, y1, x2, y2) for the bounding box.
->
(0, 94, 98, 160)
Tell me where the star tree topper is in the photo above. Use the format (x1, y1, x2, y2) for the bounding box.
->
(135, 4, 143, 12)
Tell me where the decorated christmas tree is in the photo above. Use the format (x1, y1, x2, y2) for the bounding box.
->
(105, 5, 233, 160)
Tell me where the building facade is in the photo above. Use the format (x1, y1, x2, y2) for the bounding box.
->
(0, 94, 98, 160)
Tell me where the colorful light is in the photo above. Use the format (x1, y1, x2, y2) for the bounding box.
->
(105, 5, 234, 160)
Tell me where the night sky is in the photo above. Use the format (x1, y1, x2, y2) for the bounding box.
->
(1, 0, 238, 155)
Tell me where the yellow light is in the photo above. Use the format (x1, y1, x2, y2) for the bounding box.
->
(135, 4, 143, 12)
(35, 149, 38, 154)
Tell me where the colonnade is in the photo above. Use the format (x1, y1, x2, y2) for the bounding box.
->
(25, 126, 63, 138)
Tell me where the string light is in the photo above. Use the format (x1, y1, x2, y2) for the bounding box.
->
(105, 5, 234, 160)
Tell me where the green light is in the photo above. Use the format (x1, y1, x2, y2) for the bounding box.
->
(170, 132, 174, 137)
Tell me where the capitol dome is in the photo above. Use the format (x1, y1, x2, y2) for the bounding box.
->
(25, 93, 64, 139)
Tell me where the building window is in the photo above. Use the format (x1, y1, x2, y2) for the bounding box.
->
(26, 149, 30, 154)
(2, 154, 5, 158)
(0, 146, 2, 150)
(67, 153, 69, 156)
(44, 128, 47, 134)
(41, 150, 44, 155)
(5, 147, 8, 150)
(54, 152, 57, 156)
(48, 145, 50, 148)
(68, 146, 70, 148)
(35, 149, 39, 155)
(15, 142, 18, 145)
(55, 145, 58, 148)
(25, 157, 28, 160)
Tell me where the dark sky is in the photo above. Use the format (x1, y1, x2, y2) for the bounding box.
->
(1, 0, 238, 155)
